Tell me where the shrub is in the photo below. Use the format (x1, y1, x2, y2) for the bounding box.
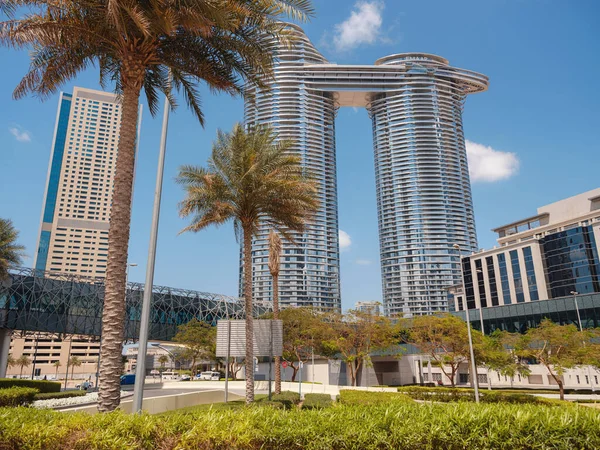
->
(0, 387, 38, 407)
(271, 391, 301, 409)
(398, 386, 473, 402)
(302, 393, 333, 410)
(0, 378, 61, 393)
(338, 390, 414, 406)
(34, 391, 87, 401)
(0, 402, 597, 449)
(260, 401, 285, 409)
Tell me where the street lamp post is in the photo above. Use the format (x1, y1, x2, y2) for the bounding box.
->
(132, 82, 171, 413)
(570, 291, 596, 394)
(454, 244, 480, 403)
(126, 263, 138, 285)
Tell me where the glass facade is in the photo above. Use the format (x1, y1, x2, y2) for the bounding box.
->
(462, 257, 476, 310)
(497, 253, 512, 305)
(475, 259, 487, 307)
(510, 250, 525, 303)
(244, 25, 488, 315)
(540, 226, 600, 298)
(455, 292, 600, 334)
(522, 246, 539, 301)
(486, 256, 499, 306)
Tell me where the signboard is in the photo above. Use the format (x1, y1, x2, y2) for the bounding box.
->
(216, 319, 283, 357)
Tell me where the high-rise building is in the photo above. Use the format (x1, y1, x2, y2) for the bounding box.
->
(243, 25, 488, 315)
(355, 301, 382, 316)
(452, 188, 600, 314)
(34, 87, 123, 278)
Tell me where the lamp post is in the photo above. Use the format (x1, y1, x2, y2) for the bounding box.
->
(570, 291, 596, 394)
(132, 80, 171, 413)
(453, 244, 480, 403)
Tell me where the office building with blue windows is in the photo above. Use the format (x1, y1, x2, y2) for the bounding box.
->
(34, 87, 123, 278)
(450, 188, 600, 332)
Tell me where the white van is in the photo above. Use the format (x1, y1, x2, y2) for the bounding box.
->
(161, 371, 178, 380)
(198, 371, 220, 381)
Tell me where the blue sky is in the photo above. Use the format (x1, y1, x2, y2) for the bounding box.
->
(1, 1, 599, 310)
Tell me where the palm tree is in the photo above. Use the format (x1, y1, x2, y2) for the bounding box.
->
(69, 356, 82, 380)
(268, 230, 282, 394)
(16, 355, 30, 378)
(158, 354, 169, 371)
(53, 360, 61, 380)
(0, 218, 25, 280)
(6, 354, 16, 372)
(1, 0, 314, 412)
(178, 124, 319, 403)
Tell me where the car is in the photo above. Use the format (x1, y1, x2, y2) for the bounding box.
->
(198, 371, 221, 381)
(120, 374, 135, 385)
(180, 375, 191, 381)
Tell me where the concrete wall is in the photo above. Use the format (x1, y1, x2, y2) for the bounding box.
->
(61, 389, 243, 415)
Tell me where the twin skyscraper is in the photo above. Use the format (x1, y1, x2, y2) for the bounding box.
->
(242, 25, 489, 316)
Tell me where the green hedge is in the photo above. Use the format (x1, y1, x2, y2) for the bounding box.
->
(338, 390, 414, 406)
(0, 387, 38, 407)
(302, 393, 332, 410)
(1, 402, 598, 449)
(34, 391, 87, 401)
(397, 386, 561, 405)
(271, 391, 301, 409)
(0, 378, 61, 393)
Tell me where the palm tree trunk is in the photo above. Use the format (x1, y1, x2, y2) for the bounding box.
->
(243, 226, 254, 403)
(98, 84, 141, 412)
(273, 273, 281, 395)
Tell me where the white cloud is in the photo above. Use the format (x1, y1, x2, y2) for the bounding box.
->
(355, 259, 372, 265)
(9, 126, 31, 143)
(333, 1, 384, 51)
(339, 230, 352, 251)
(466, 140, 519, 183)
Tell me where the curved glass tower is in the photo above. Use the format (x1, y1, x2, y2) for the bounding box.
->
(243, 25, 488, 315)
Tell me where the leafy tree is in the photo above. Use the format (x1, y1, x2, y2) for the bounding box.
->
(322, 310, 397, 387)
(480, 331, 530, 388)
(515, 319, 600, 400)
(157, 355, 170, 371)
(177, 124, 319, 403)
(0, 218, 25, 280)
(6, 354, 16, 371)
(52, 360, 61, 379)
(173, 319, 216, 376)
(16, 355, 30, 378)
(268, 230, 282, 394)
(69, 356, 82, 380)
(1, 0, 314, 412)
(406, 314, 481, 387)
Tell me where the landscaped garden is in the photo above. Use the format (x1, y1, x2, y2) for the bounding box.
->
(1, 390, 599, 449)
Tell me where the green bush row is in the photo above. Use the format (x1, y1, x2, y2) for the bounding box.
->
(34, 390, 88, 401)
(271, 391, 301, 409)
(397, 386, 560, 405)
(302, 393, 332, 410)
(0, 378, 61, 393)
(338, 390, 414, 406)
(0, 387, 38, 407)
(1, 401, 598, 449)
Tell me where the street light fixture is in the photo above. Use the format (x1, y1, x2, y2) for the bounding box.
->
(126, 263, 138, 284)
(570, 291, 596, 394)
(453, 243, 480, 403)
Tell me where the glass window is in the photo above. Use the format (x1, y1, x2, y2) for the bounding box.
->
(462, 257, 476, 310)
(475, 259, 487, 308)
(510, 250, 525, 303)
(486, 256, 499, 306)
(540, 226, 600, 298)
(522, 247, 539, 300)
(497, 253, 512, 305)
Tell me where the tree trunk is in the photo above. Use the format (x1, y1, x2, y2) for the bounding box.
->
(243, 227, 254, 403)
(558, 380, 565, 401)
(98, 83, 141, 412)
(273, 273, 281, 394)
(291, 363, 298, 382)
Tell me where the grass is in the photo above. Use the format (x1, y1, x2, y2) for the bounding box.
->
(1, 399, 599, 449)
